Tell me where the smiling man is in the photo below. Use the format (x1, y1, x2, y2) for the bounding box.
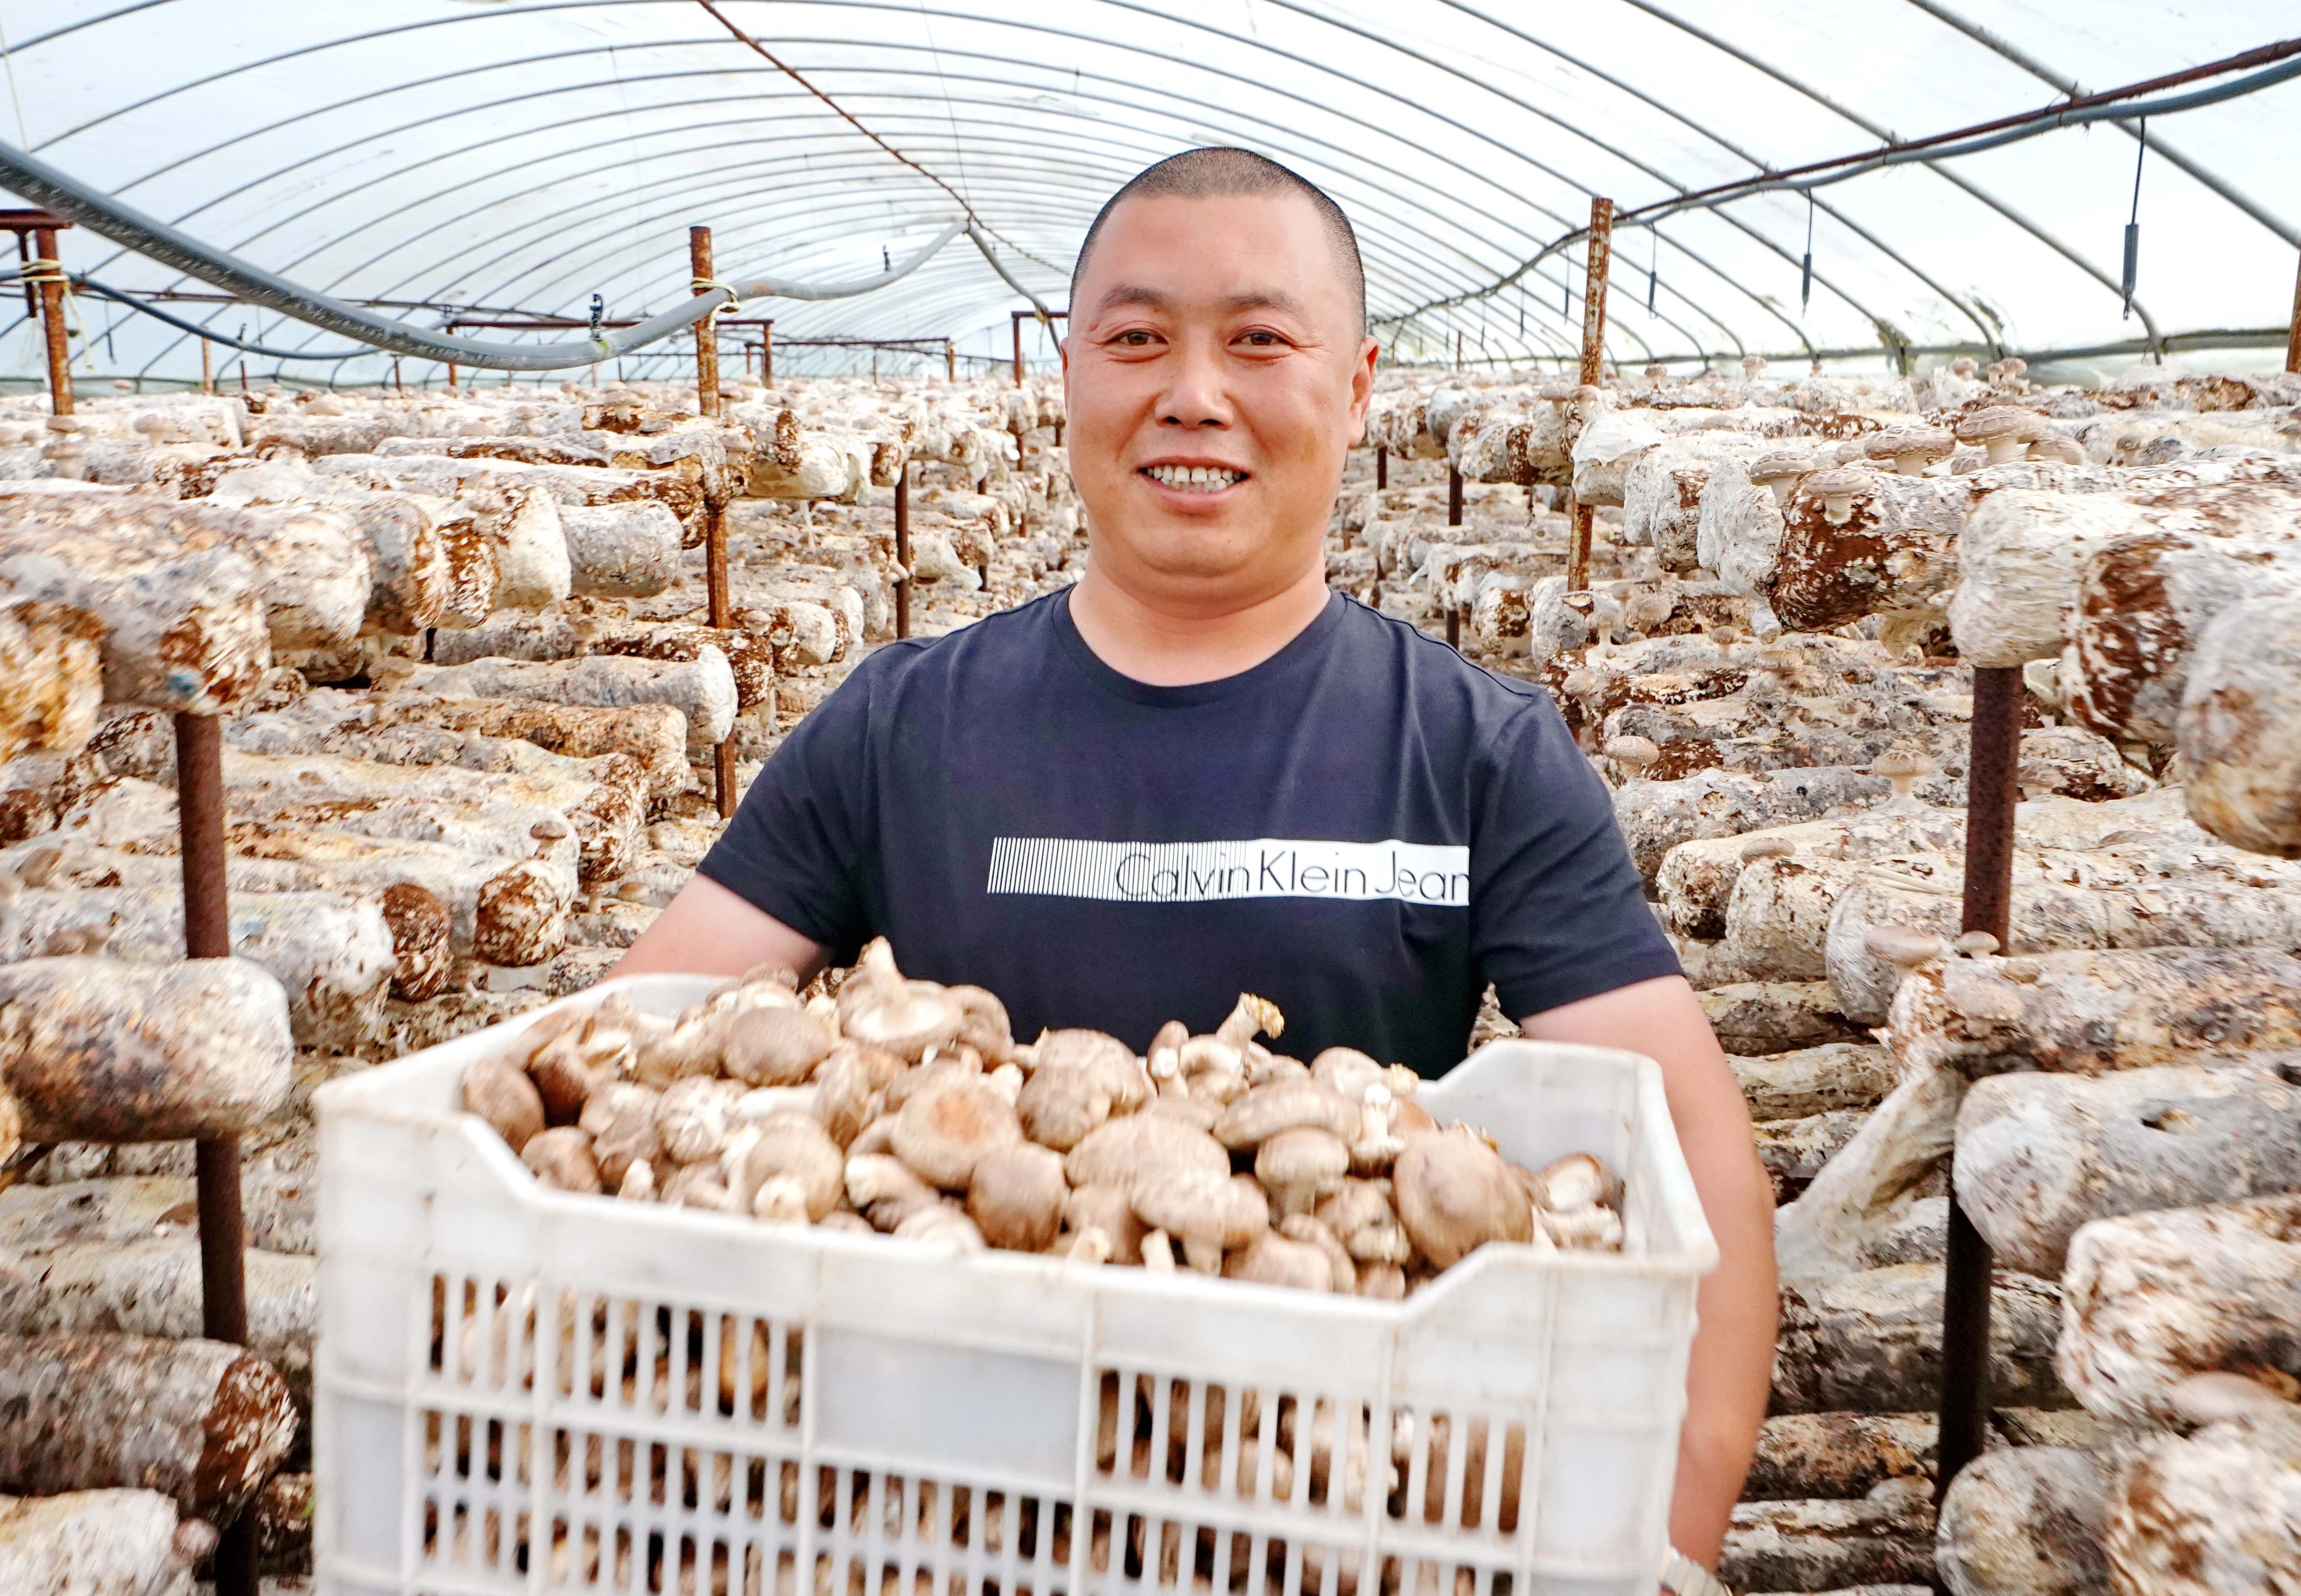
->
(617, 148, 1773, 1583)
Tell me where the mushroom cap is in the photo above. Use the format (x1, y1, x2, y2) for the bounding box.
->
(1029, 1028, 1149, 1111)
(1213, 1080, 1359, 1151)
(1863, 426, 1954, 464)
(463, 1056, 545, 1154)
(1063, 1112, 1229, 1191)
(1869, 747, 1932, 779)
(1015, 1064, 1113, 1152)
(722, 1007, 838, 1088)
(1222, 1232, 1332, 1293)
(654, 1076, 742, 1165)
(1863, 925, 1947, 971)
(1147, 1092, 1221, 1131)
(1308, 1046, 1387, 1100)
(890, 1079, 1024, 1190)
(737, 1111, 846, 1221)
(1954, 405, 2042, 443)
(522, 1126, 603, 1194)
(1953, 931, 2002, 957)
(1392, 1129, 1534, 1269)
(1256, 1127, 1351, 1201)
(892, 1204, 986, 1252)
(966, 1142, 1069, 1252)
(844, 1151, 940, 1227)
(1800, 465, 1878, 499)
(841, 982, 964, 1063)
(1133, 1171, 1271, 1250)
(579, 1082, 662, 1188)
(1531, 1151, 1616, 1213)
(1358, 1263, 1408, 1300)
(1738, 835, 1794, 861)
(1602, 734, 1660, 770)
(1642, 363, 1668, 380)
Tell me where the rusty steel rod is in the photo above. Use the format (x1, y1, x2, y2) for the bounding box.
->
(1447, 465, 1464, 527)
(1567, 196, 1615, 593)
(761, 323, 773, 386)
(31, 225, 72, 416)
(1445, 606, 1460, 650)
(691, 225, 737, 819)
(174, 711, 256, 1596)
(1012, 312, 1024, 387)
(201, 338, 213, 394)
(1375, 446, 1387, 490)
(1935, 663, 2023, 1503)
(894, 460, 912, 640)
(946, 339, 956, 381)
(690, 226, 721, 420)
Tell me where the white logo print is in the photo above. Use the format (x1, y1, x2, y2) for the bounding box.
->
(986, 838, 1470, 907)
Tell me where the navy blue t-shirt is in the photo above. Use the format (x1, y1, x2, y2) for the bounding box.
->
(698, 589, 1677, 1075)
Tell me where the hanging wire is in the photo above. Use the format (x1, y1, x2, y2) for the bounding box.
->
(2122, 117, 2147, 321)
(1648, 227, 1659, 314)
(1800, 193, 1815, 314)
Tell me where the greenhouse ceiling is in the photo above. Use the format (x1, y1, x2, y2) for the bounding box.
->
(3, 0, 2297, 386)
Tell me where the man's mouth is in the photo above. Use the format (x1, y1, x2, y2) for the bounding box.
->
(1142, 463, 1247, 493)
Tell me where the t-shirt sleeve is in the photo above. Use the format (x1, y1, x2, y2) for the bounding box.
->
(1470, 696, 1681, 1019)
(694, 655, 881, 960)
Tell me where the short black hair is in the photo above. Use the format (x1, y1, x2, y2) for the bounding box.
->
(1070, 147, 1366, 338)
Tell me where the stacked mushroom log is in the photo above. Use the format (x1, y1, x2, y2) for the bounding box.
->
(0, 373, 1086, 1582)
(463, 938, 1625, 1298)
(1342, 362, 2301, 1593)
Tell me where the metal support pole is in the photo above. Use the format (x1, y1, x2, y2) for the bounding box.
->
(762, 324, 774, 387)
(1448, 466, 1464, 527)
(690, 226, 721, 420)
(1376, 447, 1387, 490)
(946, 340, 956, 382)
(1567, 196, 1616, 594)
(202, 339, 214, 394)
(1012, 312, 1025, 387)
(446, 361, 457, 390)
(31, 225, 72, 416)
(174, 711, 256, 1596)
(1454, 330, 1462, 372)
(2287, 248, 2300, 374)
(1936, 664, 2021, 1504)
(1445, 606, 1460, 650)
(691, 226, 736, 818)
(894, 461, 912, 640)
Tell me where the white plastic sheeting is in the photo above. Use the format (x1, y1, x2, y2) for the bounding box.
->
(2, 0, 2295, 386)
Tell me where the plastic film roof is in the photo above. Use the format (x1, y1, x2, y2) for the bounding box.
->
(5, 0, 2297, 386)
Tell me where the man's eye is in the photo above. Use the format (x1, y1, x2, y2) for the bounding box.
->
(1238, 331, 1287, 347)
(1115, 331, 1157, 346)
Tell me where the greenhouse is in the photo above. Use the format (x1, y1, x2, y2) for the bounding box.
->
(0, 5, 2296, 1595)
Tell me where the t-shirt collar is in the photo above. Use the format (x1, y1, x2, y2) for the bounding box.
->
(1052, 587, 1346, 708)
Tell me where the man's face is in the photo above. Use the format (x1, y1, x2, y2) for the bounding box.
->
(1062, 191, 1377, 611)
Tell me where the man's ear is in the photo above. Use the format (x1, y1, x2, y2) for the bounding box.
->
(1347, 335, 1379, 447)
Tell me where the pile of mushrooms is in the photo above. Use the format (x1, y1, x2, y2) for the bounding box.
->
(460, 940, 1626, 1296)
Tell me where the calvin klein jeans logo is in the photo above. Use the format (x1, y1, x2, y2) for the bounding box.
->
(986, 838, 1470, 907)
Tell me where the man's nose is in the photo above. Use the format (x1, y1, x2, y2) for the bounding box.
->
(1158, 336, 1232, 429)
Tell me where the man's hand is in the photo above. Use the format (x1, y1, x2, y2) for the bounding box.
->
(1522, 974, 1775, 1573)
(611, 875, 825, 983)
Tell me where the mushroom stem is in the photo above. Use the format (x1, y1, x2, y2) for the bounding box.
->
(1182, 1236, 1225, 1274)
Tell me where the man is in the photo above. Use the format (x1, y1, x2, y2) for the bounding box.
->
(618, 148, 1773, 1583)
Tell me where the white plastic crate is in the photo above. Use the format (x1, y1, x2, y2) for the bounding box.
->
(314, 975, 1716, 1596)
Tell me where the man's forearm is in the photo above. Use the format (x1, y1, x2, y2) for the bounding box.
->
(1666, 1141, 1778, 1567)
